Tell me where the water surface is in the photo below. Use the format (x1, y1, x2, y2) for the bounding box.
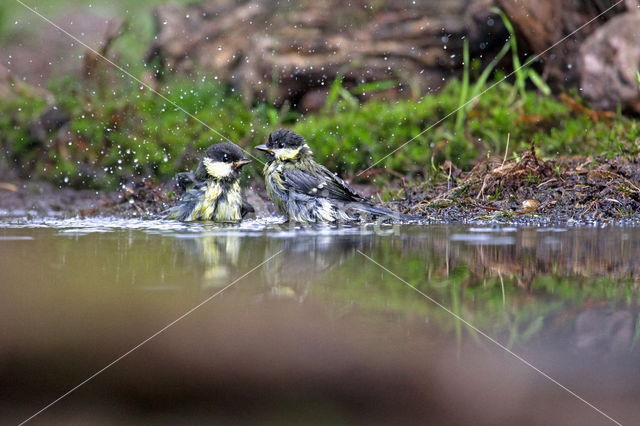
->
(2, 218, 639, 423)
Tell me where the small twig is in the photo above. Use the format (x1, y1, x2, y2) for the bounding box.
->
(502, 133, 510, 167)
(469, 202, 506, 213)
(559, 93, 615, 122)
(476, 176, 489, 199)
(356, 167, 405, 180)
(0, 183, 19, 192)
(537, 178, 557, 188)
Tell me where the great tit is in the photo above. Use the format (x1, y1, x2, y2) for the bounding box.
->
(256, 129, 416, 223)
(166, 142, 253, 222)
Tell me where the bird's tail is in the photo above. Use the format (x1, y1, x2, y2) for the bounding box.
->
(164, 204, 187, 221)
(352, 202, 421, 222)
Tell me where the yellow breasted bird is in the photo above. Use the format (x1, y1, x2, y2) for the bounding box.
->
(167, 143, 253, 222)
(256, 129, 417, 223)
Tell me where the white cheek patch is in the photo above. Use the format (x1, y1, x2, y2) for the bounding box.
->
(203, 158, 233, 178)
(274, 147, 301, 161)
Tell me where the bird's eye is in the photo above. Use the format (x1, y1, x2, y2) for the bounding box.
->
(223, 154, 229, 162)
(278, 142, 285, 149)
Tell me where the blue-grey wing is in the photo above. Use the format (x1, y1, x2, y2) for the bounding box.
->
(282, 167, 363, 203)
(166, 187, 203, 220)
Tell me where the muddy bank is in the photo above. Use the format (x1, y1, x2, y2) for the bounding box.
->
(401, 148, 640, 224)
(0, 181, 201, 219)
(0, 176, 102, 218)
(1, 151, 639, 224)
(0, 173, 268, 219)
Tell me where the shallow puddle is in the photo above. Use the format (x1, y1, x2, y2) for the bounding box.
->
(1, 217, 639, 423)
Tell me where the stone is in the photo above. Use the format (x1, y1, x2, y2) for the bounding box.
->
(579, 12, 640, 113)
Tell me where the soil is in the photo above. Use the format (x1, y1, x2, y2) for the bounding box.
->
(399, 147, 640, 224)
(1, 149, 639, 224)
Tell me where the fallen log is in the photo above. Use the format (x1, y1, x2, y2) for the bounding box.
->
(146, 0, 639, 112)
(146, 0, 507, 110)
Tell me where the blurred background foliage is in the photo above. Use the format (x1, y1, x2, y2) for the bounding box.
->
(3, 70, 638, 188)
(1, 0, 639, 189)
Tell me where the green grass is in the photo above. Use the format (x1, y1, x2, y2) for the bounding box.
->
(2, 70, 639, 188)
(9, 75, 269, 187)
(1, 3, 639, 188)
(297, 79, 639, 178)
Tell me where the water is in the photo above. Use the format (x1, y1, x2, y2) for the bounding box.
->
(2, 217, 640, 423)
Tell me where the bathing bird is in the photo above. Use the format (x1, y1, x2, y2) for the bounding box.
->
(256, 129, 417, 223)
(167, 143, 253, 222)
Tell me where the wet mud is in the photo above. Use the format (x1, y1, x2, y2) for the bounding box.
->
(403, 148, 640, 224)
(2, 149, 639, 224)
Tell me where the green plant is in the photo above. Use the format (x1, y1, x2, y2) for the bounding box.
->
(454, 40, 471, 136)
(0, 87, 48, 168)
(493, 8, 551, 97)
(453, 9, 551, 152)
(351, 80, 397, 96)
(13, 75, 275, 187)
(5, 72, 638, 189)
(322, 75, 359, 113)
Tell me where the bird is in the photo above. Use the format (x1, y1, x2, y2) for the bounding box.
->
(166, 142, 254, 222)
(256, 129, 418, 223)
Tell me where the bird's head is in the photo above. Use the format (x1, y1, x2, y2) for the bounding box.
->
(256, 129, 312, 162)
(202, 142, 251, 181)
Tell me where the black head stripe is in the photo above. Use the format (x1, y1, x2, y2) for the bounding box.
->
(205, 142, 244, 162)
(267, 129, 305, 149)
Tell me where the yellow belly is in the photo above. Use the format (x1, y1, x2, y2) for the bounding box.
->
(187, 182, 242, 222)
(214, 184, 242, 222)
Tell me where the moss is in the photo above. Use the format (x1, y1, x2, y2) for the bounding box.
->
(9, 76, 271, 188)
(295, 79, 639, 181)
(0, 87, 48, 172)
(2, 70, 639, 189)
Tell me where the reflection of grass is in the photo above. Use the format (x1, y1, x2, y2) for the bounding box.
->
(311, 250, 638, 346)
(632, 314, 640, 351)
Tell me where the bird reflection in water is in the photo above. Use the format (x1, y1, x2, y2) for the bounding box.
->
(262, 232, 367, 301)
(175, 230, 243, 290)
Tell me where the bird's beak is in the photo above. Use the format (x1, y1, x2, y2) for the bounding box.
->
(256, 144, 274, 154)
(232, 158, 251, 170)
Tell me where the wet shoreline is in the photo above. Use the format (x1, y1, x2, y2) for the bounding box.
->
(2, 151, 639, 225)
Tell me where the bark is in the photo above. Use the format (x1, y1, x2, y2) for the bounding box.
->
(496, 0, 628, 87)
(146, 0, 507, 110)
